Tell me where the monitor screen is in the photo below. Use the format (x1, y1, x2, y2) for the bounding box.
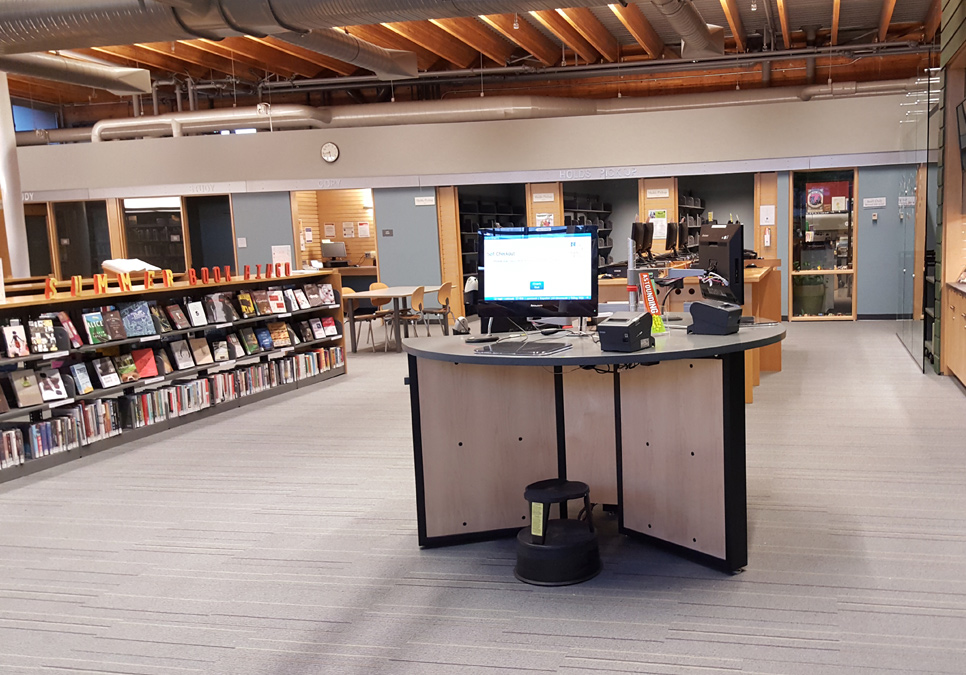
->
(321, 241, 347, 259)
(665, 221, 679, 253)
(477, 225, 598, 318)
(631, 221, 653, 257)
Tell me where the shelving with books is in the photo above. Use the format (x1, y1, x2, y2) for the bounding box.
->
(677, 191, 705, 252)
(0, 270, 346, 483)
(563, 192, 613, 265)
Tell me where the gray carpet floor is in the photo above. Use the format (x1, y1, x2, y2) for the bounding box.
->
(0, 321, 964, 674)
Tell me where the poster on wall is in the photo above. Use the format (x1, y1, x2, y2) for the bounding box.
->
(304, 229, 314, 243)
(343, 222, 355, 238)
(324, 223, 336, 238)
(271, 245, 292, 266)
(648, 209, 668, 239)
(536, 213, 554, 227)
(358, 222, 371, 238)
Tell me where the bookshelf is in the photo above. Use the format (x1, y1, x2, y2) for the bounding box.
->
(563, 192, 613, 266)
(0, 270, 346, 483)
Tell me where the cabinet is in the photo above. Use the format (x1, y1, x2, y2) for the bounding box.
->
(0, 271, 346, 483)
(124, 212, 187, 272)
(677, 192, 704, 252)
(924, 250, 937, 366)
(946, 285, 966, 384)
(563, 193, 613, 266)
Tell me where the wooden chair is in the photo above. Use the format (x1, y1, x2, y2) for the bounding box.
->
(395, 286, 430, 337)
(343, 288, 391, 352)
(421, 282, 454, 334)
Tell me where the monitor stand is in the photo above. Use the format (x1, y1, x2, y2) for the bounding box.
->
(327, 259, 350, 268)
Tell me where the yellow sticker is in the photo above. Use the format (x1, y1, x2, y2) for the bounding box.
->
(530, 502, 544, 537)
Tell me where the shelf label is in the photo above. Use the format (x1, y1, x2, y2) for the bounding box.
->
(49, 398, 74, 408)
(142, 376, 165, 385)
(414, 195, 436, 206)
(140, 335, 161, 342)
(215, 323, 232, 329)
(532, 192, 555, 203)
(278, 312, 292, 318)
(646, 188, 670, 199)
(280, 347, 294, 353)
(862, 197, 886, 208)
(44, 350, 69, 360)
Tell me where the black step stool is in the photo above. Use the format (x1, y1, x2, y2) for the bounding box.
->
(514, 478, 601, 586)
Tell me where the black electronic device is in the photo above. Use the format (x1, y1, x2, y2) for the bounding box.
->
(596, 311, 654, 352)
(477, 225, 598, 319)
(321, 241, 349, 267)
(465, 334, 499, 344)
(687, 300, 741, 335)
(677, 216, 690, 253)
(664, 220, 679, 256)
(698, 222, 744, 304)
(631, 221, 654, 262)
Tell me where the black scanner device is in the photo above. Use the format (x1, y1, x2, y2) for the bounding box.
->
(688, 300, 742, 335)
(597, 312, 654, 352)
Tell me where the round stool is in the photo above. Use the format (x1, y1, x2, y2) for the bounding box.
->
(514, 478, 601, 586)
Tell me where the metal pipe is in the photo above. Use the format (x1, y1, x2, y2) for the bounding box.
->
(0, 52, 150, 95)
(132, 93, 141, 117)
(0, 72, 29, 277)
(175, 82, 183, 112)
(762, 0, 777, 50)
(151, 82, 159, 115)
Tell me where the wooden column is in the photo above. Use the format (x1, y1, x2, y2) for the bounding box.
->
(754, 172, 779, 259)
(639, 177, 678, 254)
(525, 182, 563, 228)
(435, 186, 463, 320)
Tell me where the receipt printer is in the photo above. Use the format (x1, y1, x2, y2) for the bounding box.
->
(597, 312, 654, 352)
(688, 300, 742, 335)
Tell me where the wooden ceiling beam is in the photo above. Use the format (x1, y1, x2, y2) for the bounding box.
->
(137, 41, 257, 81)
(878, 0, 898, 42)
(258, 35, 360, 77)
(556, 8, 620, 62)
(431, 17, 516, 65)
(7, 74, 118, 105)
(189, 39, 299, 79)
(718, 0, 747, 52)
(609, 3, 664, 59)
(530, 10, 600, 64)
(925, 0, 941, 42)
(831, 0, 841, 46)
(91, 45, 210, 79)
(479, 14, 559, 67)
(775, 0, 791, 49)
(345, 24, 440, 71)
(382, 20, 480, 68)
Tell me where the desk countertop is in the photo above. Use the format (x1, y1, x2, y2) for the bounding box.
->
(404, 317, 784, 367)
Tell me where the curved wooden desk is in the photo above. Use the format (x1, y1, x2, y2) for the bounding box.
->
(404, 323, 785, 571)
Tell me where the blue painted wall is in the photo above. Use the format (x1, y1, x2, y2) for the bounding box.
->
(373, 188, 442, 302)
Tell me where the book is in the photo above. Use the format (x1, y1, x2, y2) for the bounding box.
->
(82, 312, 110, 345)
(3, 324, 30, 357)
(251, 290, 272, 315)
(36, 368, 68, 402)
(254, 327, 274, 351)
(309, 317, 326, 339)
(283, 289, 300, 312)
(119, 301, 156, 338)
(186, 301, 208, 327)
(165, 304, 191, 330)
(226, 333, 245, 358)
(319, 283, 336, 305)
(293, 288, 312, 310)
(267, 321, 291, 347)
(267, 290, 287, 314)
(10, 370, 43, 407)
(101, 309, 128, 341)
(304, 284, 323, 307)
(56, 312, 84, 348)
(0, 388, 9, 414)
(239, 328, 260, 354)
(237, 292, 257, 318)
(298, 321, 314, 342)
(157, 349, 174, 375)
(204, 292, 240, 323)
(28, 319, 57, 353)
(212, 340, 230, 362)
(288, 325, 301, 345)
(131, 348, 159, 378)
(321, 317, 339, 336)
(188, 337, 214, 365)
(70, 363, 94, 395)
(113, 353, 140, 383)
(92, 358, 121, 388)
(149, 303, 173, 333)
(169, 340, 195, 370)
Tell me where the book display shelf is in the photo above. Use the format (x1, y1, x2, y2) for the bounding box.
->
(0, 270, 346, 483)
(563, 193, 613, 266)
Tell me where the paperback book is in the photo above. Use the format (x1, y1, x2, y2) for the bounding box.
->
(237, 292, 257, 318)
(82, 312, 110, 345)
(131, 348, 159, 378)
(239, 328, 260, 354)
(36, 369, 68, 402)
(70, 363, 94, 395)
(211, 340, 230, 362)
(165, 304, 191, 330)
(28, 319, 57, 353)
(188, 337, 214, 365)
(10, 370, 43, 407)
(321, 317, 339, 336)
(113, 353, 141, 383)
(283, 289, 300, 312)
(157, 349, 174, 375)
(119, 301, 157, 337)
(149, 303, 173, 333)
(298, 321, 314, 342)
(251, 290, 272, 315)
(304, 284, 323, 307)
(169, 340, 195, 370)
(309, 317, 326, 339)
(92, 358, 121, 388)
(101, 309, 127, 341)
(56, 312, 84, 348)
(267, 321, 291, 347)
(226, 333, 245, 358)
(2, 324, 30, 357)
(293, 288, 312, 310)
(186, 301, 208, 327)
(267, 290, 287, 314)
(254, 327, 274, 351)
(319, 283, 336, 305)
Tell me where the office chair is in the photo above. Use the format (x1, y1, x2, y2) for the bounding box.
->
(421, 282, 454, 334)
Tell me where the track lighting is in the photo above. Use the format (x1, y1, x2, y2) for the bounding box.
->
(513, 13, 520, 29)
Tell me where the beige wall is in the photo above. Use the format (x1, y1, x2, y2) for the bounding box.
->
(19, 93, 919, 198)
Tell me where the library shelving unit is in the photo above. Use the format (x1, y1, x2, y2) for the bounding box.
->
(563, 193, 613, 265)
(0, 270, 346, 484)
(457, 195, 526, 315)
(678, 192, 705, 252)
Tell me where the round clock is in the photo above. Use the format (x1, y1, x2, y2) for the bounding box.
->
(320, 142, 339, 163)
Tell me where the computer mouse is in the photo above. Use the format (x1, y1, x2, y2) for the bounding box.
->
(540, 328, 562, 335)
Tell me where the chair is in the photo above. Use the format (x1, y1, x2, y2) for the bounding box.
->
(343, 288, 391, 352)
(421, 282, 454, 334)
(395, 286, 430, 337)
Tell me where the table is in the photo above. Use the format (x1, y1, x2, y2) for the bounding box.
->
(345, 285, 442, 353)
(403, 321, 785, 571)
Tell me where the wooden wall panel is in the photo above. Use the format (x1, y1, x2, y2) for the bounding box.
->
(639, 177, 679, 253)
(525, 182, 564, 228)
(292, 191, 321, 268)
(436, 186, 463, 321)
(316, 189, 378, 268)
(754, 172, 779, 259)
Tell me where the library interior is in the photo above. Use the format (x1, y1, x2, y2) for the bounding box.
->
(0, 1, 964, 673)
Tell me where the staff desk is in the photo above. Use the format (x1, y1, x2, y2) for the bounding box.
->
(346, 285, 442, 353)
(404, 321, 785, 571)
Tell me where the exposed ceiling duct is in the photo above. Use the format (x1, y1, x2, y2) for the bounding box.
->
(650, 0, 724, 58)
(0, 0, 592, 80)
(276, 30, 417, 81)
(0, 52, 151, 94)
(13, 78, 919, 146)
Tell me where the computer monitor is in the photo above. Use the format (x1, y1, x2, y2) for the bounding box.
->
(698, 222, 744, 304)
(677, 216, 690, 253)
(664, 220, 679, 256)
(477, 224, 598, 318)
(321, 241, 347, 260)
(631, 221, 653, 260)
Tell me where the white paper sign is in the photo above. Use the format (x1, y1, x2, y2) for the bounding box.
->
(536, 213, 554, 227)
(862, 197, 887, 208)
(358, 222, 371, 238)
(898, 195, 916, 207)
(648, 209, 668, 239)
(324, 223, 336, 237)
(236, 237, 247, 249)
(271, 245, 292, 265)
(299, 232, 306, 252)
(532, 193, 555, 203)
(759, 204, 776, 226)
(304, 229, 313, 242)
(414, 195, 436, 206)
(646, 188, 670, 199)
(343, 222, 355, 238)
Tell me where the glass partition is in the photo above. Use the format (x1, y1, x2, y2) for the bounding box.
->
(122, 197, 186, 272)
(53, 201, 111, 278)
